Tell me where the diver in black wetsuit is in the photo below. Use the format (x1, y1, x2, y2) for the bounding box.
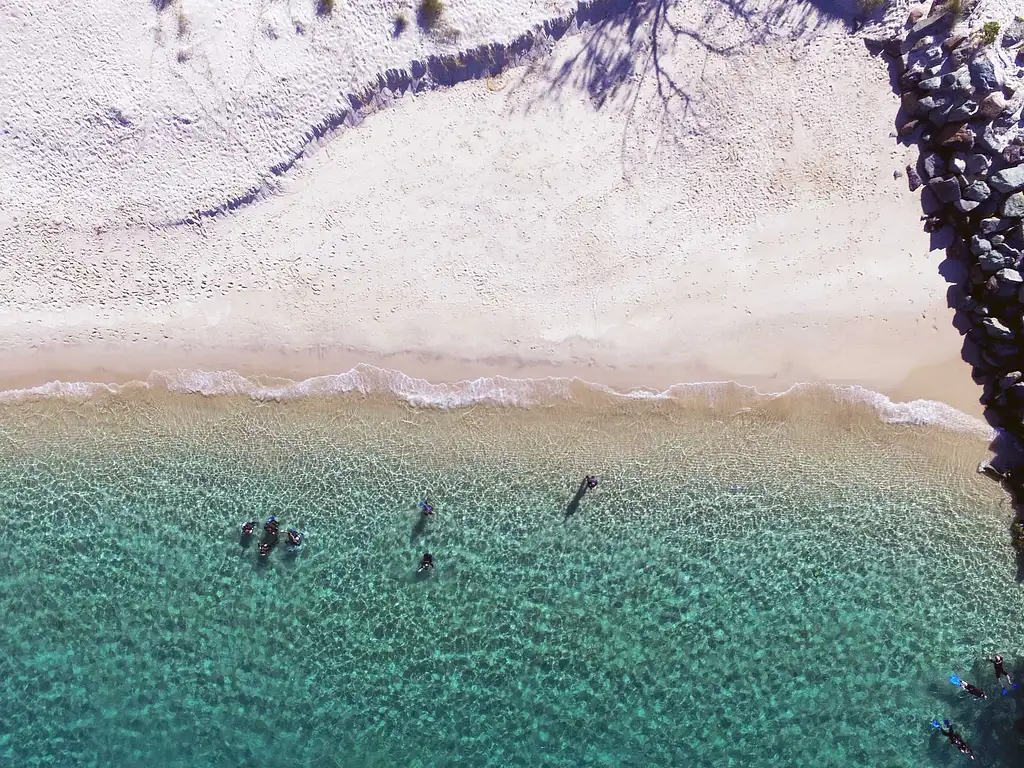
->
(938, 722, 975, 760)
(417, 552, 435, 573)
(957, 679, 986, 699)
(990, 654, 1016, 691)
(258, 516, 280, 557)
(286, 529, 303, 547)
(420, 501, 435, 516)
(584, 475, 599, 492)
(241, 520, 257, 537)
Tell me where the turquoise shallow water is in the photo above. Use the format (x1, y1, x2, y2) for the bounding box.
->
(1, 393, 1023, 767)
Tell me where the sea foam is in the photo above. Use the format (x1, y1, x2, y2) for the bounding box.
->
(0, 364, 995, 439)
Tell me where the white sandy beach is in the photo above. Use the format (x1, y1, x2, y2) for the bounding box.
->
(1, 0, 1015, 416)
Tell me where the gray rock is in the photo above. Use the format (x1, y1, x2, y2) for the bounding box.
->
(972, 234, 994, 254)
(983, 316, 1016, 338)
(918, 93, 954, 111)
(965, 180, 992, 201)
(981, 250, 1016, 271)
(942, 66, 974, 92)
(998, 242, 1024, 259)
(979, 92, 1007, 120)
(921, 185, 942, 215)
(918, 75, 944, 90)
(991, 341, 1019, 358)
(935, 121, 975, 149)
(948, 99, 979, 121)
(980, 217, 1015, 234)
(991, 165, 1024, 194)
(1002, 18, 1024, 48)
(1005, 192, 1024, 218)
(955, 198, 981, 213)
(1000, 370, 1023, 388)
(1007, 382, 1024, 400)
(907, 164, 923, 191)
(950, 152, 968, 174)
(906, 12, 954, 48)
(922, 152, 946, 179)
(970, 50, 1005, 91)
(996, 267, 1023, 288)
(929, 175, 962, 203)
(967, 153, 992, 176)
(1006, 147, 1024, 166)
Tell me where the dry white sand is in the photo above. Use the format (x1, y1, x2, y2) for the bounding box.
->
(1, 0, 1014, 416)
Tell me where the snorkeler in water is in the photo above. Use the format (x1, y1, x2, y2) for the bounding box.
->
(990, 654, 1018, 693)
(584, 475, 600, 491)
(264, 515, 280, 536)
(241, 520, 257, 537)
(417, 552, 435, 573)
(419, 500, 435, 517)
(959, 679, 987, 700)
(285, 529, 303, 547)
(934, 720, 974, 760)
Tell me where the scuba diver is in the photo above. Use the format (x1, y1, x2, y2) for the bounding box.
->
(258, 535, 278, 557)
(241, 520, 257, 537)
(583, 475, 600, 492)
(264, 515, 280, 536)
(419, 500, 435, 517)
(950, 674, 986, 699)
(990, 654, 1018, 694)
(285, 529, 303, 548)
(417, 552, 435, 573)
(932, 720, 975, 760)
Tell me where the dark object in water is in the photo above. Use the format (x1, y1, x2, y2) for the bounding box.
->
(264, 515, 280, 536)
(241, 520, 257, 536)
(417, 552, 434, 574)
(584, 475, 600, 491)
(286, 529, 303, 547)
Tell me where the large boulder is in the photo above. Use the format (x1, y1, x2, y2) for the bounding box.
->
(965, 180, 992, 201)
(1003, 18, 1024, 48)
(948, 99, 979, 121)
(991, 165, 1024, 193)
(978, 92, 1007, 120)
(936, 122, 975, 150)
(922, 152, 946, 179)
(929, 175, 962, 203)
(970, 49, 1005, 91)
(1003, 192, 1024, 218)
(967, 153, 992, 176)
(980, 217, 1016, 234)
(972, 234, 994, 254)
(995, 268, 1024, 297)
(918, 93, 954, 111)
(983, 317, 1016, 339)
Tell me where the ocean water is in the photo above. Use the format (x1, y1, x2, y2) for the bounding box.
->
(1, 382, 1023, 767)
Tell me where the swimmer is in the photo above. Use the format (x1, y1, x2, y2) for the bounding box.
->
(264, 516, 280, 536)
(934, 720, 975, 760)
(959, 679, 987, 700)
(417, 552, 435, 573)
(258, 537, 277, 557)
(990, 654, 1017, 693)
(241, 520, 257, 536)
(584, 475, 600, 491)
(419, 500, 435, 517)
(285, 529, 303, 547)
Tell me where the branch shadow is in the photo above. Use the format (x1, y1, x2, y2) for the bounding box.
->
(510, 0, 855, 175)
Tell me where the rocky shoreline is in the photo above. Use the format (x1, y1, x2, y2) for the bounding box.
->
(868, 4, 1024, 520)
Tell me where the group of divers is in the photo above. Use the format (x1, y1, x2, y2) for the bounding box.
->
(935, 655, 1020, 760)
(237, 474, 1020, 759)
(236, 475, 602, 571)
